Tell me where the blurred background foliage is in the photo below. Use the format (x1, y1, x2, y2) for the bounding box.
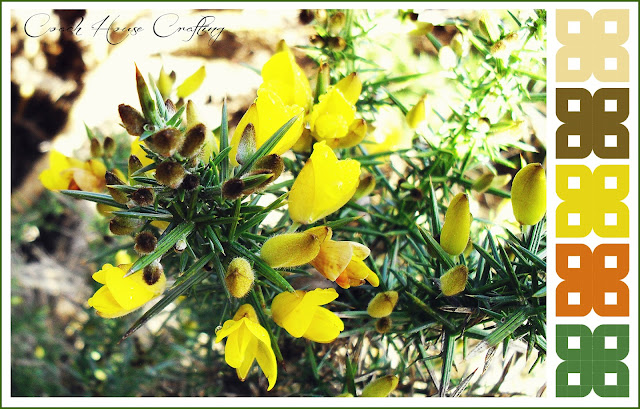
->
(11, 8, 546, 397)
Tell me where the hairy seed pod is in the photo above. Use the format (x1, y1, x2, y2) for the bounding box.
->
(511, 163, 546, 225)
(236, 123, 256, 166)
(118, 104, 147, 136)
(146, 127, 183, 157)
(128, 155, 144, 176)
(222, 178, 245, 200)
(327, 36, 347, 51)
(440, 193, 471, 256)
(309, 34, 326, 47)
(225, 258, 255, 298)
(131, 187, 154, 207)
(299, 9, 314, 25)
(179, 123, 207, 158)
(134, 231, 157, 254)
(367, 291, 399, 318)
(155, 161, 186, 188)
(375, 317, 393, 334)
(181, 174, 200, 191)
(143, 260, 164, 285)
(105, 171, 129, 204)
(109, 216, 143, 235)
(361, 375, 399, 397)
(90, 138, 103, 158)
(440, 265, 469, 296)
(103, 137, 116, 158)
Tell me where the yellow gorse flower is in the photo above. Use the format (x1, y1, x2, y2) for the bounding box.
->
(310, 238, 379, 289)
(307, 73, 362, 143)
(230, 88, 305, 166)
(271, 288, 344, 343)
(260, 40, 313, 111)
(215, 304, 278, 390)
(87, 263, 166, 318)
(511, 163, 546, 225)
(288, 141, 361, 224)
(130, 137, 154, 168)
(39, 150, 106, 192)
(439, 193, 472, 256)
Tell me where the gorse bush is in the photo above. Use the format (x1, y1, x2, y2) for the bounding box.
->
(35, 8, 547, 397)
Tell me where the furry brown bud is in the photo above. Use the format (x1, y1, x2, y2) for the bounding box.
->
(155, 161, 186, 188)
(131, 187, 155, 207)
(143, 261, 164, 285)
(103, 137, 116, 158)
(146, 127, 183, 157)
(134, 231, 157, 254)
(181, 174, 200, 190)
(179, 123, 207, 158)
(222, 178, 245, 200)
(109, 216, 143, 235)
(118, 104, 147, 136)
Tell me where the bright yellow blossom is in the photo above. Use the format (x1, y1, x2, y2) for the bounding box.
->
(260, 40, 313, 111)
(215, 304, 278, 390)
(310, 239, 379, 289)
(87, 263, 166, 318)
(308, 73, 362, 142)
(39, 150, 106, 192)
(288, 141, 361, 224)
(230, 88, 305, 166)
(271, 288, 344, 343)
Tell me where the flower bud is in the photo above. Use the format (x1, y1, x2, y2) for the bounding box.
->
(315, 63, 330, 102)
(333, 119, 367, 149)
(136, 64, 162, 125)
(235, 123, 256, 165)
(328, 12, 346, 35)
(309, 34, 326, 47)
(352, 172, 376, 201)
(250, 153, 284, 187)
(157, 66, 175, 99)
(261, 226, 332, 268)
(174, 238, 187, 253)
(118, 104, 147, 136)
(375, 317, 393, 334)
(109, 216, 143, 235)
(155, 160, 186, 189)
(181, 174, 200, 190)
(128, 155, 144, 176)
(90, 138, 103, 158)
(134, 231, 157, 254)
(222, 178, 245, 200)
(327, 36, 347, 52)
(440, 265, 468, 296)
(314, 9, 327, 24)
(511, 163, 546, 225)
(164, 99, 176, 117)
(367, 291, 399, 318)
(179, 123, 206, 158)
(143, 260, 164, 285)
(361, 375, 399, 397)
(131, 187, 155, 207)
(103, 137, 116, 158)
(105, 171, 129, 204)
(406, 95, 426, 130)
(146, 127, 183, 157)
(440, 193, 471, 256)
(96, 203, 118, 217)
(299, 9, 315, 25)
(225, 257, 255, 298)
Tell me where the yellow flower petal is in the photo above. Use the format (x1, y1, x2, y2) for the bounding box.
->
(131, 138, 154, 168)
(255, 340, 278, 390)
(260, 44, 312, 110)
(87, 286, 124, 318)
(335, 73, 362, 105)
(271, 290, 312, 338)
(215, 318, 244, 343)
(176, 66, 206, 99)
(302, 307, 344, 343)
(308, 87, 355, 140)
(104, 266, 156, 311)
(230, 89, 304, 166)
(288, 141, 361, 224)
(511, 163, 546, 225)
(310, 240, 353, 281)
(302, 288, 339, 306)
